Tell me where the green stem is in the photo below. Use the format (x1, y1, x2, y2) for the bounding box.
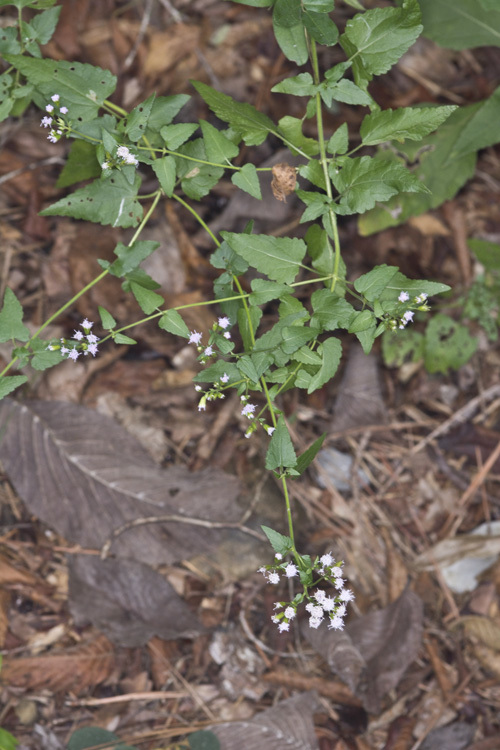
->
(172, 194, 221, 247)
(281, 475, 296, 552)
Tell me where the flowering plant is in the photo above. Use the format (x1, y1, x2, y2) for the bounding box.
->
(0, 0, 452, 633)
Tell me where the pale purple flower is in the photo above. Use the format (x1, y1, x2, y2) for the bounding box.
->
(275, 553, 283, 561)
(189, 330, 202, 345)
(60, 106, 68, 114)
(271, 615, 280, 624)
(398, 291, 409, 303)
(220, 373, 229, 383)
(266, 426, 275, 436)
(268, 572, 280, 585)
(284, 606, 295, 620)
(60, 346, 69, 355)
(124, 153, 138, 166)
(195, 385, 202, 392)
(101, 162, 110, 170)
(68, 349, 80, 361)
(278, 621, 290, 632)
(223, 332, 231, 339)
(241, 403, 256, 418)
(336, 604, 346, 617)
(198, 402, 206, 412)
(322, 597, 337, 612)
(334, 578, 345, 590)
(40, 116, 52, 128)
(218, 316, 230, 329)
(328, 615, 345, 630)
(285, 563, 298, 578)
(45, 104, 54, 113)
(332, 567, 343, 578)
(258, 566, 266, 574)
(51, 94, 60, 102)
(86, 333, 99, 344)
(415, 293, 428, 304)
(204, 345, 214, 356)
(87, 343, 98, 356)
(314, 590, 326, 603)
(339, 588, 354, 602)
(403, 310, 414, 323)
(116, 145, 130, 158)
(320, 552, 334, 567)
(244, 431, 252, 439)
(309, 617, 322, 629)
(73, 330, 84, 341)
(81, 318, 93, 330)
(47, 131, 58, 143)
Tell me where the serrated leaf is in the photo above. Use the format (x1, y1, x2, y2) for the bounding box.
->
(273, 0, 308, 65)
(272, 73, 316, 97)
(302, 10, 338, 46)
(303, 0, 334, 10)
(98, 306, 116, 330)
(0, 27, 21, 56)
(382, 329, 424, 367)
(265, 416, 297, 471)
(56, 139, 100, 189)
(332, 155, 428, 215)
(158, 309, 190, 339)
(131, 282, 164, 314)
(125, 93, 155, 141)
(231, 163, 262, 199)
(109, 241, 160, 277)
(340, 0, 422, 86)
(192, 80, 277, 147)
(249, 279, 291, 306)
(189, 730, 220, 750)
(160, 122, 198, 150)
(0, 375, 28, 400)
(468, 239, 500, 271)
(261, 525, 293, 555)
(349, 310, 376, 334)
(222, 232, 307, 285)
(307, 337, 341, 393)
(211, 240, 249, 276)
(321, 78, 373, 108)
(360, 106, 457, 146)
(295, 433, 326, 476)
(41, 172, 142, 228)
(147, 94, 190, 133)
(0, 288, 30, 342)
(4, 56, 116, 121)
(193, 360, 241, 384)
(311, 289, 355, 329)
(377, 272, 450, 301)
(30, 340, 62, 371)
(152, 155, 176, 197)
(200, 121, 239, 164)
(238, 355, 260, 384)
(420, 0, 500, 49)
(354, 265, 399, 301)
(278, 116, 320, 157)
(450, 87, 500, 160)
(327, 122, 349, 155)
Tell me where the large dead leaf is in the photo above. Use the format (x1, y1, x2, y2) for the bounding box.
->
(304, 587, 423, 714)
(68, 555, 203, 646)
(0, 399, 241, 567)
(0, 634, 114, 694)
(209, 691, 319, 750)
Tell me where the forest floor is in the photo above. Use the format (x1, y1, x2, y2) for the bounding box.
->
(1, 1, 500, 749)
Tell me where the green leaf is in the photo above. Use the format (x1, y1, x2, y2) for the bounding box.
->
(292, 346, 322, 365)
(0, 374, 28, 400)
(297, 190, 331, 223)
(160, 122, 198, 150)
(98, 306, 116, 330)
(327, 123, 349, 155)
(272, 73, 316, 97)
(231, 163, 262, 200)
(278, 116, 320, 156)
(221, 232, 307, 285)
(420, 0, 500, 49)
(450, 87, 500, 160)
(332, 155, 428, 215)
(152, 155, 176, 197)
(377, 272, 451, 301)
(360, 105, 457, 146)
(147, 94, 190, 133)
(56, 139, 100, 189)
(340, 0, 422, 86)
(265, 416, 297, 471)
(193, 360, 240, 384)
(0, 0, 57, 6)
(158, 309, 190, 338)
(0, 288, 30, 342)
(238, 306, 262, 351)
(261, 525, 293, 556)
(200, 121, 239, 163)
(114, 333, 137, 345)
(281, 325, 315, 354)
(295, 433, 326, 475)
(382, 329, 424, 367)
(311, 289, 355, 329)
(109, 241, 160, 277)
(211, 240, 249, 276)
(189, 730, 221, 750)
(175, 139, 224, 200)
(320, 78, 373, 108)
(125, 93, 155, 141)
(273, 0, 308, 65)
(424, 314, 477, 374)
(306, 336, 341, 393)
(30, 339, 63, 371)
(237, 355, 260, 384)
(67, 727, 132, 750)
(30, 5, 61, 44)
(348, 309, 375, 333)
(41, 172, 142, 228)
(131, 282, 164, 314)
(302, 10, 338, 46)
(354, 264, 399, 301)
(359, 105, 479, 235)
(4, 56, 116, 121)
(192, 80, 277, 147)
(305, 225, 335, 277)
(249, 279, 291, 305)
(303, 0, 334, 10)
(0, 27, 21, 56)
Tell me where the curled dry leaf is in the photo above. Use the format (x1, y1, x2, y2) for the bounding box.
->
(68, 555, 204, 647)
(0, 399, 241, 568)
(271, 162, 297, 202)
(0, 634, 114, 694)
(304, 586, 423, 714)
(209, 691, 319, 750)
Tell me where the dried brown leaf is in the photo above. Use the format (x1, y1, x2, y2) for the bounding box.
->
(0, 399, 241, 567)
(209, 691, 320, 750)
(271, 163, 297, 203)
(0, 552, 38, 586)
(457, 615, 500, 651)
(68, 555, 203, 647)
(0, 634, 114, 694)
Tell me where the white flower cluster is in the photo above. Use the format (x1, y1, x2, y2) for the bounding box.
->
(47, 319, 100, 361)
(40, 94, 69, 144)
(259, 551, 355, 633)
(386, 291, 429, 332)
(100, 145, 139, 173)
